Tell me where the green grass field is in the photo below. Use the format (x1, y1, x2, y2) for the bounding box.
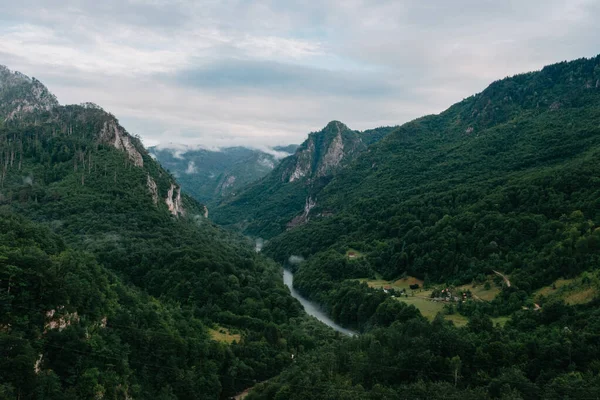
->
(534, 272, 599, 306)
(358, 276, 509, 328)
(491, 316, 510, 327)
(209, 326, 242, 344)
(456, 280, 501, 302)
(359, 276, 425, 292)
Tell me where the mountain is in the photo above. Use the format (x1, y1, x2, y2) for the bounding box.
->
(148, 145, 297, 207)
(257, 55, 600, 305)
(5, 55, 600, 400)
(273, 144, 300, 153)
(0, 65, 330, 399)
(212, 121, 395, 238)
(236, 55, 600, 400)
(0, 65, 58, 121)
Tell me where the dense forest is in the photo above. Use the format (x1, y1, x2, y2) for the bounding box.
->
(0, 71, 337, 399)
(218, 56, 600, 398)
(257, 56, 600, 291)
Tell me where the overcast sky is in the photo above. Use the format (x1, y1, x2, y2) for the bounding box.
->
(0, 0, 599, 148)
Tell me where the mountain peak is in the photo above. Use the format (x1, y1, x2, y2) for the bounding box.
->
(323, 120, 348, 132)
(0, 64, 196, 219)
(0, 65, 59, 121)
(284, 121, 363, 183)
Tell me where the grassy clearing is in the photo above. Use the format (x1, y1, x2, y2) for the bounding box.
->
(491, 316, 510, 327)
(395, 295, 441, 318)
(209, 326, 242, 344)
(535, 278, 575, 297)
(360, 276, 425, 292)
(534, 273, 599, 306)
(361, 276, 505, 328)
(564, 287, 597, 305)
(445, 314, 469, 327)
(394, 295, 471, 327)
(361, 276, 501, 301)
(395, 296, 470, 326)
(456, 280, 501, 302)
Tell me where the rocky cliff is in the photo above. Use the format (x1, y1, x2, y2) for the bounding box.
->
(212, 121, 374, 238)
(281, 121, 365, 183)
(0, 65, 194, 219)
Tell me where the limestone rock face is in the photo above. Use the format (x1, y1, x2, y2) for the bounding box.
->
(283, 121, 365, 183)
(316, 125, 345, 177)
(287, 196, 316, 229)
(147, 175, 158, 205)
(99, 120, 144, 167)
(44, 308, 80, 332)
(288, 140, 315, 183)
(166, 183, 185, 217)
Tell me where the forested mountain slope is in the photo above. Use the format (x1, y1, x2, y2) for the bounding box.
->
(0, 66, 331, 400)
(148, 145, 297, 207)
(262, 55, 600, 292)
(240, 54, 600, 400)
(212, 122, 395, 238)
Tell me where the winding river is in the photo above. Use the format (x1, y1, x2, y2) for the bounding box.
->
(283, 269, 356, 336)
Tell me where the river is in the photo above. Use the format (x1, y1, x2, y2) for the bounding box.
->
(283, 269, 356, 336)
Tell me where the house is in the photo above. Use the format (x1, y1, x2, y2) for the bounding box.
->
(348, 252, 357, 259)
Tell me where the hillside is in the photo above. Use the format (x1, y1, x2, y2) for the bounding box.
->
(5, 56, 600, 400)
(259, 55, 600, 292)
(236, 55, 600, 400)
(212, 122, 395, 238)
(149, 145, 297, 207)
(0, 66, 329, 399)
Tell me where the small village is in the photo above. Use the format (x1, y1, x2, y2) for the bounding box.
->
(378, 284, 473, 303)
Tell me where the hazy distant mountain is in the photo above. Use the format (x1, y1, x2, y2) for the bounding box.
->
(148, 144, 298, 206)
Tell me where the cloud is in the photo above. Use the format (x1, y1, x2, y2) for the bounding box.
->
(288, 255, 304, 265)
(170, 59, 395, 97)
(185, 161, 198, 174)
(253, 146, 293, 160)
(0, 0, 599, 147)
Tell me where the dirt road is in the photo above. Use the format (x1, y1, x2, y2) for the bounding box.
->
(492, 270, 511, 287)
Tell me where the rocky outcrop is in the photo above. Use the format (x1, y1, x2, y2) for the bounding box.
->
(220, 175, 236, 190)
(99, 120, 144, 167)
(166, 183, 185, 217)
(287, 196, 316, 229)
(44, 308, 79, 332)
(283, 121, 364, 183)
(147, 174, 158, 205)
(288, 140, 314, 183)
(203, 205, 209, 218)
(34, 354, 43, 374)
(316, 123, 345, 177)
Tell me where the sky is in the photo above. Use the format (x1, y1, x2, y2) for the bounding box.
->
(0, 0, 599, 148)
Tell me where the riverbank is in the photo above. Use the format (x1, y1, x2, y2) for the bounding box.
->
(283, 269, 357, 336)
